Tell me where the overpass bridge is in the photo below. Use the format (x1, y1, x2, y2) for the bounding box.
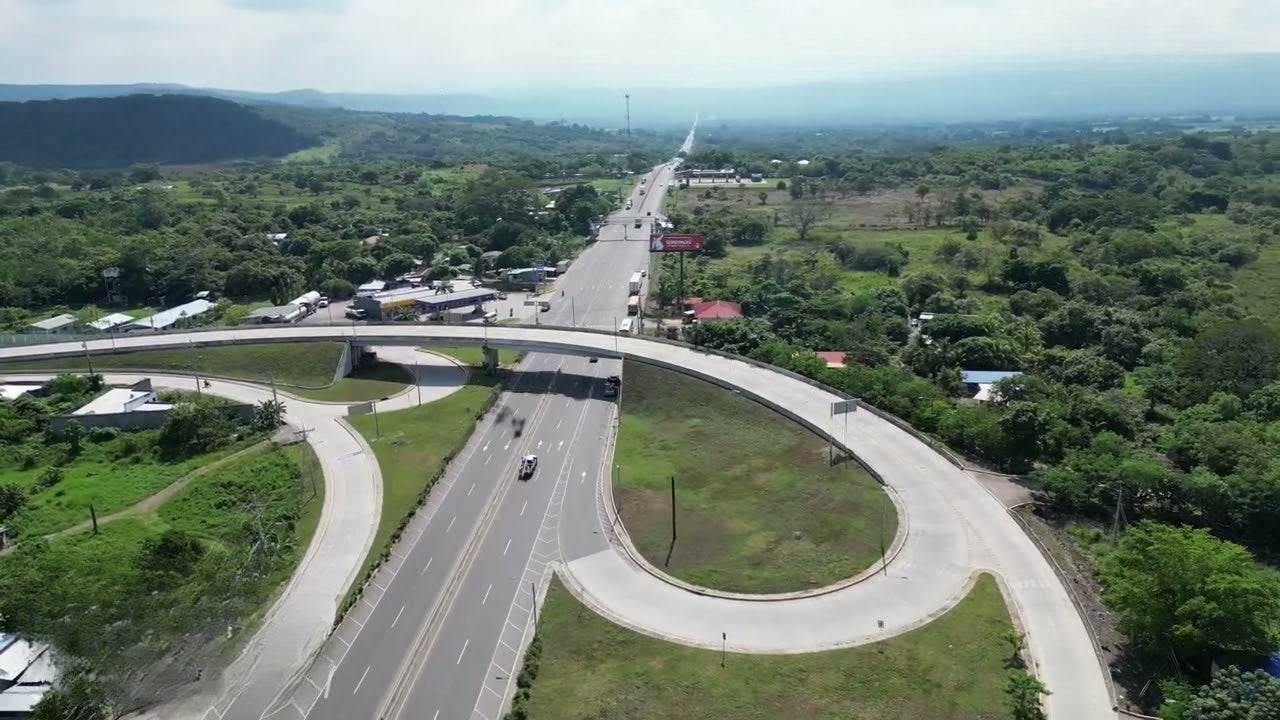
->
(0, 322, 1115, 720)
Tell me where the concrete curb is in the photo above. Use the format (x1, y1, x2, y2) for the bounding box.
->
(553, 557, 986, 655)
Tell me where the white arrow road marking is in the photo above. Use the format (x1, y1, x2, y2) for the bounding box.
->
(558, 440, 564, 450)
(537, 440, 543, 449)
(581, 470, 587, 484)
(504, 441, 510, 450)
(323, 665, 335, 699)
(482, 442, 490, 452)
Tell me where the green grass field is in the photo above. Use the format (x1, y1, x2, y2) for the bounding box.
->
(420, 345, 522, 367)
(0, 342, 345, 387)
(2, 431, 255, 538)
(614, 361, 897, 593)
(524, 574, 1013, 720)
(345, 373, 502, 599)
(293, 362, 413, 402)
(0, 442, 322, 698)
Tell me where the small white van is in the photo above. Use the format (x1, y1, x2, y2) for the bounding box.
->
(618, 318, 634, 334)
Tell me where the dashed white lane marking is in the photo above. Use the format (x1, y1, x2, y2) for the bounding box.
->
(352, 665, 370, 695)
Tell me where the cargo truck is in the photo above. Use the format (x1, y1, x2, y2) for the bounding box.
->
(628, 272, 643, 295)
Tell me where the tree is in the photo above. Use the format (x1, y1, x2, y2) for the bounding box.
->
(757, 191, 768, 205)
(252, 399, 286, 431)
(1161, 665, 1280, 720)
(0, 482, 25, 523)
(1177, 319, 1280, 405)
(137, 528, 206, 586)
(28, 669, 110, 720)
(900, 272, 946, 310)
(1099, 521, 1280, 667)
(157, 403, 238, 460)
(786, 200, 833, 242)
(1005, 670, 1048, 720)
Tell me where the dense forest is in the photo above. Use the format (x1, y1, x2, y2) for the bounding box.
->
(0, 158, 618, 314)
(0, 93, 679, 170)
(0, 95, 318, 168)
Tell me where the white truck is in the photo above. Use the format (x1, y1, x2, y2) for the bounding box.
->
(628, 272, 643, 296)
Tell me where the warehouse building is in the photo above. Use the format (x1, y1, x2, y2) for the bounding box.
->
(129, 299, 213, 331)
(25, 313, 79, 334)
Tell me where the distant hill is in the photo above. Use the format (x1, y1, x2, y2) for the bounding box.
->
(0, 94, 319, 168)
(4, 54, 1280, 127)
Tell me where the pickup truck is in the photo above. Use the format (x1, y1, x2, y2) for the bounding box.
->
(345, 307, 368, 320)
(603, 375, 621, 398)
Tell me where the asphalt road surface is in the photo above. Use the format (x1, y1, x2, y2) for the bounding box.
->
(286, 138, 691, 720)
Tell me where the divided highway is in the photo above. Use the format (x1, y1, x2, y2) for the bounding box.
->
(262, 139, 690, 720)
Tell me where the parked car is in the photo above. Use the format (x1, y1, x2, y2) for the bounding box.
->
(317, 296, 330, 308)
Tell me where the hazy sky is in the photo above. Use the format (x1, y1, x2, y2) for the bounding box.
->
(2, 0, 1278, 93)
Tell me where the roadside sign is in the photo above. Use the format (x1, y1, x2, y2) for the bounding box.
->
(348, 402, 374, 417)
(533, 259, 546, 281)
(650, 234, 703, 253)
(831, 400, 858, 416)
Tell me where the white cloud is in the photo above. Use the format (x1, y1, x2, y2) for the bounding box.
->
(0, 0, 1276, 92)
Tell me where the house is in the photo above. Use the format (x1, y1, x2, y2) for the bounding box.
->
(815, 351, 847, 369)
(362, 235, 381, 247)
(25, 314, 78, 334)
(961, 370, 1023, 403)
(87, 313, 135, 332)
(0, 384, 41, 401)
(72, 379, 171, 416)
(357, 280, 390, 296)
(130, 299, 213, 331)
(681, 298, 743, 321)
(0, 634, 56, 717)
(267, 232, 288, 242)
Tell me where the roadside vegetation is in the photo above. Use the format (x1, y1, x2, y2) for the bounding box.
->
(652, 129, 1280, 714)
(341, 371, 502, 612)
(511, 575, 1013, 720)
(0, 374, 310, 717)
(614, 361, 895, 593)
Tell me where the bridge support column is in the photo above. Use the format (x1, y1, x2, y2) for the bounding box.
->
(482, 345, 499, 375)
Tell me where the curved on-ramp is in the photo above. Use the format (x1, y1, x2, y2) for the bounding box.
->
(0, 347, 468, 720)
(0, 325, 1114, 720)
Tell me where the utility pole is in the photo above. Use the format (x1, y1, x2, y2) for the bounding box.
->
(624, 93, 631, 157)
(270, 372, 279, 405)
(81, 341, 95, 377)
(670, 475, 677, 543)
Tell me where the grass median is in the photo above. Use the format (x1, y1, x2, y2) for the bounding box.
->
(614, 361, 897, 594)
(341, 370, 503, 611)
(519, 574, 1012, 720)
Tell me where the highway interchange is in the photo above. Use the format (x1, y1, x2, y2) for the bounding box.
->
(2, 122, 1119, 720)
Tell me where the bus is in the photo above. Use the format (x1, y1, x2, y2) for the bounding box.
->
(627, 296, 640, 316)
(618, 318, 634, 334)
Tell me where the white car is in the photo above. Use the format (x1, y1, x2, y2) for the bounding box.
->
(518, 455, 538, 480)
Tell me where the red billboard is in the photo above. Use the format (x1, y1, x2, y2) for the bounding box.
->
(649, 234, 703, 253)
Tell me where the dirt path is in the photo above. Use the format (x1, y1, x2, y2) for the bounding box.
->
(1, 441, 271, 555)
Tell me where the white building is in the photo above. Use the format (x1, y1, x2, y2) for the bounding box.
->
(130, 299, 213, 331)
(87, 312, 135, 331)
(0, 385, 41, 401)
(26, 314, 78, 334)
(0, 634, 56, 717)
(72, 380, 171, 416)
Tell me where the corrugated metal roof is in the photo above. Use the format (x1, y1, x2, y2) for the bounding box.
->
(88, 312, 135, 331)
(28, 313, 77, 331)
(132, 299, 213, 330)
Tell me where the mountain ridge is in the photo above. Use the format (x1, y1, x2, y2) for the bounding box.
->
(3, 54, 1279, 126)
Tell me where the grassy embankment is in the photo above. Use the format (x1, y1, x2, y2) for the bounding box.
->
(520, 575, 1013, 720)
(0, 342, 412, 402)
(614, 361, 896, 593)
